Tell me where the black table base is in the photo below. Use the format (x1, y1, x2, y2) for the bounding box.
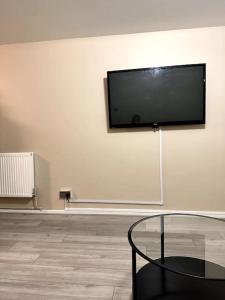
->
(136, 257, 225, 300)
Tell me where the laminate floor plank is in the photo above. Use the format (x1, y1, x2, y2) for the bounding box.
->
(0, 240, 16, 251)
(0, 279, 114, 299)
(10, 241, 130, 252)
(33, 252, 133, 271)
(0, 251, 39, 264)
(0, 213, 73, 221)
(63, 234, 128, 245)
(0, 221, 41, 227)
(0, 292, 90, 300)
(0, 263, 131, 287)
(0, 232, 65, 242)
(113, 287, 132, 300)
(0, 227, 97, 236)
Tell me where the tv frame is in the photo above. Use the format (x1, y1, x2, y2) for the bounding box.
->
(107, 63, 206, 128)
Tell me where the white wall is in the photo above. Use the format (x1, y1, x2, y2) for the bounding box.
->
(0, 26, 225, 211)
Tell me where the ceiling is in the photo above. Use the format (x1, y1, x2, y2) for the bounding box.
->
(0, 0, 225, 44)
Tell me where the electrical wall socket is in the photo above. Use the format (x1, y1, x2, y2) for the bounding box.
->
(59, 189, 72, 200)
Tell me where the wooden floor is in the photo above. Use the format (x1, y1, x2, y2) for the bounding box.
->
(0, 213, 224, 300)
(0, 213, 141, 300)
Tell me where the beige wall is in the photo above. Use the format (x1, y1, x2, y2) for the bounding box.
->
(0, 26, 225, 211)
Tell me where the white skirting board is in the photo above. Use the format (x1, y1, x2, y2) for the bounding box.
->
(0, 208, 225, 218)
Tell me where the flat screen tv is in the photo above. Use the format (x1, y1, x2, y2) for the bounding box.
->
(107, 64, 206, 128)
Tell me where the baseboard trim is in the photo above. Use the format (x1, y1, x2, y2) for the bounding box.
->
(65, 208, 225, 218)
(0, 207, 225, 218)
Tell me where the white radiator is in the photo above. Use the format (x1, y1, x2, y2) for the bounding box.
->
(0, 152, 35, 198)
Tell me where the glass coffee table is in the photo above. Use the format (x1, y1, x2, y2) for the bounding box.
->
(128, 214, 225, 299)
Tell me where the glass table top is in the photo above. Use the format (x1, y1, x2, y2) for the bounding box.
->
(128, 214, 225, 280)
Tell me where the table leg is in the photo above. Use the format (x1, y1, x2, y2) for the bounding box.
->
(160, 215, 165, 263)
(132, 248, 137, 300)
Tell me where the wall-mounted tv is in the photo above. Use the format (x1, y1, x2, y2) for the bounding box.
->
(107, 64, 206, 128)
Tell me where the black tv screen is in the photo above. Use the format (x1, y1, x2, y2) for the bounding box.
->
(107, 64, 206, 128)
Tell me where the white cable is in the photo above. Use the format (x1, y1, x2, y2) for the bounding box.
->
(68, 129, 164, 206)
(64, 199, 67, 210)
(159, 127, 164, 205)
